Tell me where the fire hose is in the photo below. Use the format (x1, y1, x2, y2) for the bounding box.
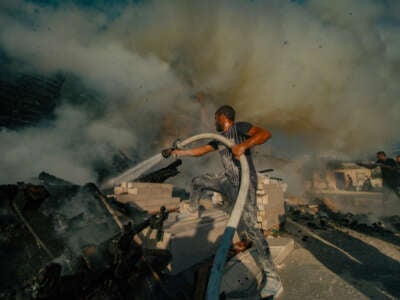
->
(172, 133, 250, 300)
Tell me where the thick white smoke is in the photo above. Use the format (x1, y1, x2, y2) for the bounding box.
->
(0, 106, 138, 183)
(0, 0, 399, 184)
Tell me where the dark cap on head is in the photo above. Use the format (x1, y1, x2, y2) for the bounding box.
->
(215, 105, 235, 121)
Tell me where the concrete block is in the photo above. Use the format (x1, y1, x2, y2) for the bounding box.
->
(139, 197, 180, 207)
(120, 182, 128, 188)
(211, 192, 224, 206)
(115, 194, 175, 204)
(264, 205, 285, 215)
(260, 217, 283, 231)
(256, 176, 285, 231)
(267, 237, 294, 265)
(262, 211, 284, 224)
(116, 182, 173, 198)
(133, 182, 173, 192)
(129, 192, 171, 200)
(115, 192, 180, 213)
(261, 194, 269, 204)
(127, 188, 138, 195)
(260, 210, 284, 226)
(258, 174, 270, 185)
(114, 186, 126, 195)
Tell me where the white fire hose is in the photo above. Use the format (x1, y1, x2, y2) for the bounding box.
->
(176, 133, 250, 300)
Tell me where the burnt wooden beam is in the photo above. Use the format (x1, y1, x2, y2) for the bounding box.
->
(136, 159, 182, 183)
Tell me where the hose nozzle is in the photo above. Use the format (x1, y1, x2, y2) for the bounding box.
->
(161, 148, 173, 158)
(161, 139, 181, 158)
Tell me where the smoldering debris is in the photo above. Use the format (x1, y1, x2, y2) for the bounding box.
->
(286, 198, 400, 238)
(39, 171, 76, 186)
(0, 172, 176, 300)
(136, 159, 182, 184)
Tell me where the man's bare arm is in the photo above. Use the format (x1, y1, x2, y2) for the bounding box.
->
(172, 144, 215, 157)
(232, 126, 271, 158)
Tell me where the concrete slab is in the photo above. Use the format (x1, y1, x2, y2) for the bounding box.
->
(267, 237, 295, 265)
(221, 248, 283, 299)
(114, 184, 179, 212)
(220, 249, 263, 298)
(140, 208, 238, 275)
(278, 247, 369, 300)
(114, 182, 173, 197)
(116, 194, 179, 204)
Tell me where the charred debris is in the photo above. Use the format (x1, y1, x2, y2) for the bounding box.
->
(0, 161, 184, 300)
(286, 197, 400, 242)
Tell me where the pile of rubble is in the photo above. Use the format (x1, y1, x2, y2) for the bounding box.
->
(0, 167, 292, 299)
(286, 197, 400, 236)
(0, 176, 173, 300)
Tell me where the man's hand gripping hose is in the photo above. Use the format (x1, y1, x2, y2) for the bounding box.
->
(161, 139, 181, 158)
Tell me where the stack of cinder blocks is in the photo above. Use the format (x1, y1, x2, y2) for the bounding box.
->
(256, 174, 286, 231)
(113, 182, 180, 212)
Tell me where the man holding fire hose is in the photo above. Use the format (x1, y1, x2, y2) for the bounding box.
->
(171, 105, 281, 298)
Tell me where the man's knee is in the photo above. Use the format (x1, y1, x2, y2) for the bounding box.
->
(192, 175, 207, 190)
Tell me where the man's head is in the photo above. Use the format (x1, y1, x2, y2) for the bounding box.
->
(214, 105, 235, 132)
(376, 151, 387, 161)
(396, 155, 400, 163)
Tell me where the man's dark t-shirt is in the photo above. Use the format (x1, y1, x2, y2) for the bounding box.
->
(209, 122, 257, 187)
(376, 158, 398, 188)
